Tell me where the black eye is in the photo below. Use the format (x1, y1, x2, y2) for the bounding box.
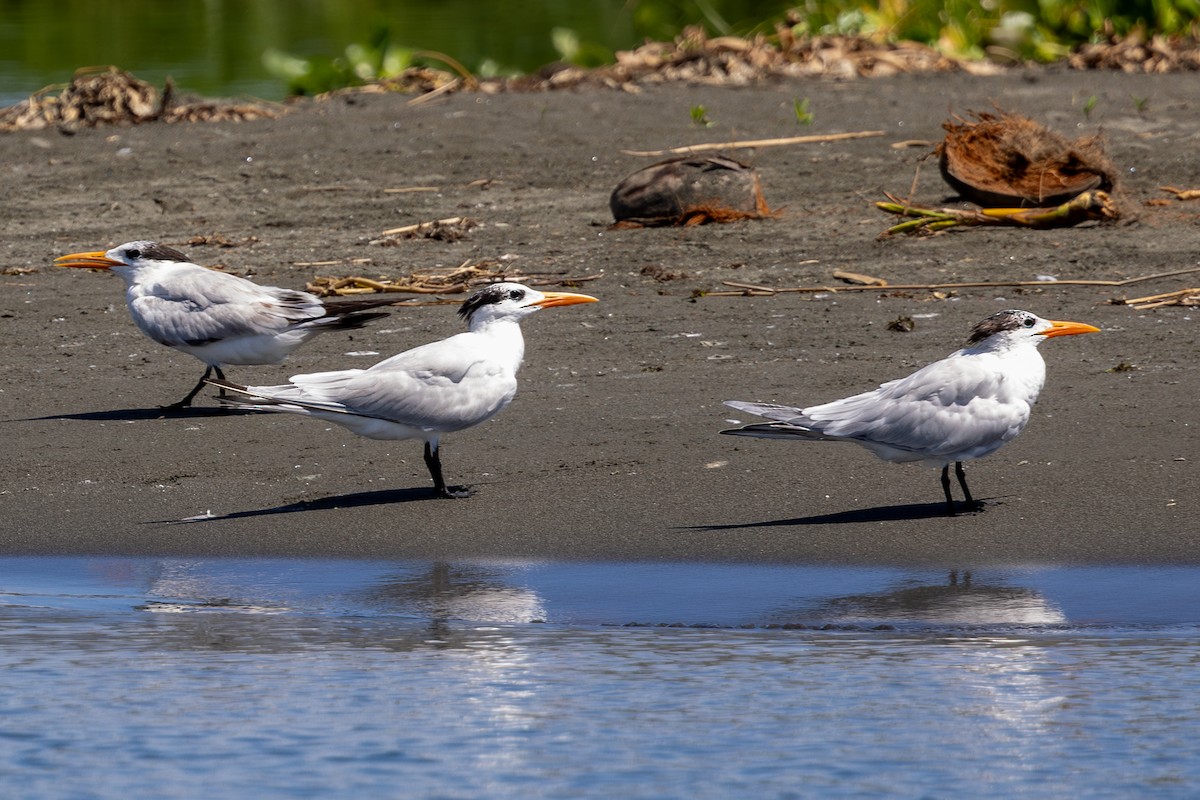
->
(126, 249, 140, 259)
(508, 289, 524, 301)
(1022, 317, 1035, 327)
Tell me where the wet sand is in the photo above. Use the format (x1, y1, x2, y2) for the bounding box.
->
(1, 68, 1197, 565)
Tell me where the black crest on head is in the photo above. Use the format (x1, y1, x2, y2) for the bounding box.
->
(124, 241, 190, 263)
(966, 309, 1036, 345)
(457, 284, 526, 319)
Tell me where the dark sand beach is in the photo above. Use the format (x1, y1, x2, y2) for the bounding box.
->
(2, 68, 1197, 565)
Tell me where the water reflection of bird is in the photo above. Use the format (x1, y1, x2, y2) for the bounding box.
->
(803, 572, 1067, 627)
(364, 562, 547, 625)
(723, 310, 1100, 514)
(55, 240, 398, 409)
(211, 282, 598, 498)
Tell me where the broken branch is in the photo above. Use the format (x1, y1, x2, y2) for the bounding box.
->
(1160, 186, 1200, 201)
(877, 190, 1118, 236)
(1115, 288, 1200, 309)
(381, 216, 466, 236)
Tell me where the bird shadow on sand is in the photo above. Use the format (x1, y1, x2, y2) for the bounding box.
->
(685, 500, 993, 531)
(22, 406, 258, 422)
(155, 487, 442, 524)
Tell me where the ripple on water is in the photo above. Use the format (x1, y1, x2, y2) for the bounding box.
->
(2, 557, 1200, 799)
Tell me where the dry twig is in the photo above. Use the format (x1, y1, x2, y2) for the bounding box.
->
(832, 269, 888, 286)
(1116, 288, 1200, 309)
(1160, 186, 1200, 201)
(305, 259, 603, 298)
(621, 130, 884, 157)
(380, 216, 467, 236)
(702, 266, 1200, 298)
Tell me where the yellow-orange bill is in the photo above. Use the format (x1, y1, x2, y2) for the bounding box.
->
(1041, 319, 1101, 338)
(54, 250, 121, 270)
(532, 291, 599, 309)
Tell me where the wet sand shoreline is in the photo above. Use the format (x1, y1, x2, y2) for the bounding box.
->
(1, 69, 1197, 565)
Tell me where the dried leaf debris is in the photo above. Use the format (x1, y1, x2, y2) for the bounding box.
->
(325, 25, 1200, 102)
(0, 66, 284, 132)
(305, 260, 602, 299)
(1069, 27, 1200, 72)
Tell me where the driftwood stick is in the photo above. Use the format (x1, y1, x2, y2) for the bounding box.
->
(832, 269, 888, 286)
(292, 258, 373, 268)
(381, 216, 465, 236)
(1118, 288, 1200, 309)
(707, 266, 1200, 297)
(620, 130, 885, 157)
(1160, 186, 1200, 201)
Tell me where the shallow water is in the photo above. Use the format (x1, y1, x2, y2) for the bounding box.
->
(3, 557, 1200, 798)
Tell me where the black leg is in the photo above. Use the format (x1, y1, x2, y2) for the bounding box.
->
(941, 462, 981, 515)
(940, 464, 956, 515)
(954, 461, 978, 510)
(162, 365, 217, 410)
(423, 441, 473, 499)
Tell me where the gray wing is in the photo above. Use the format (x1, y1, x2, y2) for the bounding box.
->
(128, 267, 322, 347)
(723, 356, 1033, 459)
(251, 335, 518, 433)
(798, 356, 1032, 458)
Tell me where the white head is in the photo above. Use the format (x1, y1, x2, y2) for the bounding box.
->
(964, 309, 1100, 352)
(55, 240, 192, 274)
(457, 282, 598, 329)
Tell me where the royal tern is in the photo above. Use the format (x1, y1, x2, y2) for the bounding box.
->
(54, 240, 398, 409)
(722, 309, 1100, 514)
(209, 282, 598, 498)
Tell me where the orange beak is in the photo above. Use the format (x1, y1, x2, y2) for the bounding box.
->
(531, 291, 599, 309)
(1040, 319, 1101, 338)
(54, 250, 122, 270)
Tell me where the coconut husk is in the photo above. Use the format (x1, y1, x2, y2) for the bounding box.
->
(937, 110, 1117, 207)
(609, 154, 775, 227)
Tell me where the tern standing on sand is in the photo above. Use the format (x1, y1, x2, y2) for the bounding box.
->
(212, 282, 598, 498)
(722, 309, 1100, 514)
(55, 241, 398, 409)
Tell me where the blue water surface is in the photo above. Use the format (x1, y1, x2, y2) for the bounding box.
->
(2, 557, 1199, 799)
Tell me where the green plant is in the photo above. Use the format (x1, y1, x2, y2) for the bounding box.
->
(550, 27, 613, 68)
(793, 97, 813, 125)
(1082, 94, 1098, 119)
(263, 28, 414, 95)
(690, 104, 713, 127)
